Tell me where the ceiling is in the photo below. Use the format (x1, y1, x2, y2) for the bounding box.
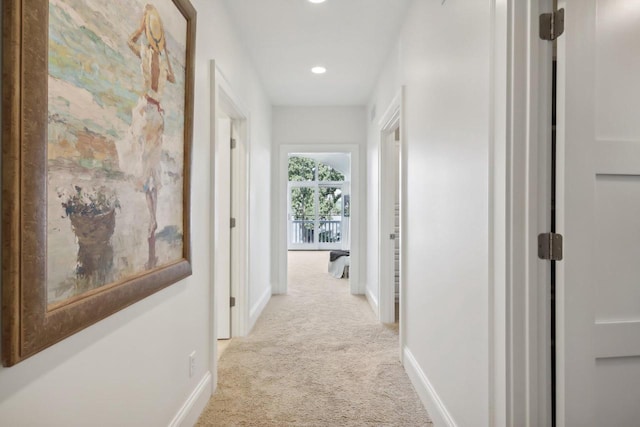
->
(223, 0, 411, 106)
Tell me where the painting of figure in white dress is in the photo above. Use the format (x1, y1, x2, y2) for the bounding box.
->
(47, 0, 188, 306)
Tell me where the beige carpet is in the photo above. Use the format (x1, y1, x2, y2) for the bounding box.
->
(197, 251, 432, 426)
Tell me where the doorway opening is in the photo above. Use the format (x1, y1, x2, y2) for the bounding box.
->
(210, 62, 250, 369)
(277, 144, 361, 296)
(378, 90, 403, 329)
(381, 127, 401, 323)
(214, 115, 238, 344)
(287, 153, 351, 288)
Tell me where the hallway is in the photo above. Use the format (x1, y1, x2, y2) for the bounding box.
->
(197, 251, 431, 426)
(0, 2, 526, 425)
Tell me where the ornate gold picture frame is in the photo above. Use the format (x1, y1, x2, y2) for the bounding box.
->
(2, 0, 196, 366)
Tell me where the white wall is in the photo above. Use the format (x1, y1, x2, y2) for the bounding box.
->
(271, 107, 367, 292)
(272, 107, 366, 145)
(0, 1, 271, 425)
(244, 83, 273, 326)
(367, 1, 492, 426)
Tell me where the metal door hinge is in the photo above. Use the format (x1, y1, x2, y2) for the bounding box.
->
(540, 9, 565, 41)
(230, 138, 237, 149)
(230, 297, 236, 307)
(230, 217, 236, 228)
(538, 232, 563, 261)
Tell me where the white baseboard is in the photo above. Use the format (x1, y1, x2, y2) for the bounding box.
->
(366, 287, 379, 318)
(403, 347, 458, 427)
(168, 371, 212, 427)
(249, 285, 271, 332)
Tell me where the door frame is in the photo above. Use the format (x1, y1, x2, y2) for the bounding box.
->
(497, 0, 554, 426)
(209, 61, 251, 375)
(277, 144, 362, 295)
(377, 89, 403, 326)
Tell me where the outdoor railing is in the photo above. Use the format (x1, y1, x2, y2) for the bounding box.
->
(290, 220, 341, 244)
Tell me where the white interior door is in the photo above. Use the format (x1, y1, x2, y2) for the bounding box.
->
(558, 1, 640, 425)
(215, 117, 231, 340)
(379, 128, 399, 324)
(230, 120, 239, 336)
(393, 139, 400, 306)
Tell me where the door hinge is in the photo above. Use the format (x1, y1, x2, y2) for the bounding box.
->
(230, 297, 236, 307)
(538, 232, 563, 261)
(539, 9, 565, 41)
(230, 217, 236, 228)
(230, 138, 237, 149)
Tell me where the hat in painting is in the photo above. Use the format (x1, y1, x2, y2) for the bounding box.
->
(144, 4, 165, 53)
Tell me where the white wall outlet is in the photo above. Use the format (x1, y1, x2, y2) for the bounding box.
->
(189, 351, 196, 378)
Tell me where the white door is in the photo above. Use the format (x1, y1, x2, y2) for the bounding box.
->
(558, 1, 640, 425)
(379, 127, 400, 324)
(229, 120, 240, 337)
(215, 117, 231, 340)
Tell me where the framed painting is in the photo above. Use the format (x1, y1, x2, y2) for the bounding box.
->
(2, 0, 196, 366)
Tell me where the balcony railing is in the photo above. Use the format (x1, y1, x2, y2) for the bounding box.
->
(290, 220, 342, 244)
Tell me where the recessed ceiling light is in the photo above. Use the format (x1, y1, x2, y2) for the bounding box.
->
(309, 0, 326, 3)
(311, 66, 327, 74)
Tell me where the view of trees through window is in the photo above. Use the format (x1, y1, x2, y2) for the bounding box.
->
(288, 156, 345, 182)
(288, 156, 345, 244)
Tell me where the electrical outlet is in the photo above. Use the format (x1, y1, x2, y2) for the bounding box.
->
(189, 351, 196, 378)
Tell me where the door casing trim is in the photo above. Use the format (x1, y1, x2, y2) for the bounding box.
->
(495, 0, 554, 425)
